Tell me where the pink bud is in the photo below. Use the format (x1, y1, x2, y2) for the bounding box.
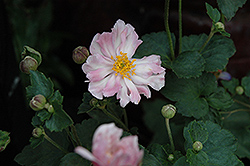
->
(75, 123, 144, 166)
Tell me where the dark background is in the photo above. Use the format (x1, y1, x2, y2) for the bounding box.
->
(1, 0, 250, 165)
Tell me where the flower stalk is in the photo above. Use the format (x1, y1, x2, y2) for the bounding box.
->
(199, 30, 214, 53)
(165, 118, 175, 152)
(164, 0, 175, 60)
(178, 0, 182, 54)
(70, 124, 82, 146)
(43, 132, 68, 154)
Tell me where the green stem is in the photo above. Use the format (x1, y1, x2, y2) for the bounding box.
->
(234, 99, 250, 109)
(199, 30, 214, 53)
(102, 108, 129, 132)
(178, 0, 182, 54)
(65, 127, 77, 147)
(70, 124, 82, 146)
(165, 118, 175, 152)
(164, 0, 175, 60)
(123, 109, 128, 128)
(220, 109, 250, 119)
(43, 133, 68, 154)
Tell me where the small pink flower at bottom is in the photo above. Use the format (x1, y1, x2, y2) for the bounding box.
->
(82, 19, 165, 107)
(75, 123, 144, 166)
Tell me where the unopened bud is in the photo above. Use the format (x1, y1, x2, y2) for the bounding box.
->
(19, 56, 38, 74)
(168, 154, 174, 161)
(21, 46, 42, 65)
(29, 94, 46, 111)
(161, 104, 176, 119)
(0, 130, 10, 152)
(215, 22, 225, 31)
(32, 127, 44, 138)
(72, 46, 89, 64)
(236, 86, 244, 95)
(47, 104, 55, 113)
(193, 141, 203, 152)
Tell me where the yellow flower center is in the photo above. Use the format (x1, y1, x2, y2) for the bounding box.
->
(111, 51, 136, 80)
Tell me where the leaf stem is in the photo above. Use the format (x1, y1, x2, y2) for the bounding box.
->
(234, 99, 250, 109)
(165, 118, 175, 152)
(199, 30, 214, 53)
(70, 124, 82, 146)
(65, 127, 77, 147)
(164, 0, 175, 60)
(43, 132, 68, 154)
(102, 108, 129, 132)
(123, 108, 128, 128)
(178, 0, 182, 54)
(220, 109, 250, 119)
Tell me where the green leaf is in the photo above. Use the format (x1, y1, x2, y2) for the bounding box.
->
(26, 70, 54, 99)
(223, 95, 250, 159)
(182, 34, 236, 72)
(206, 3, 221, 23)
(206, 87, 234, 110)
(0, 130, 10, 152)
(241, 76, 250, 97)
(184, 120, 243, 166)
(45, 99, 73, 132)
(217, 0, 247, 20)
(78, 92, 95, 114)
(31, 114, 43, 127)
(38, 109, 52, 121)
(161, 72, 217, 118)
(173, 156, 189, 166)
(141, 146, 163, 166)
(134, 31, 175, 68)
(29, 136, 44, 149)
(186, 149, 209, 166)
(171, 51, 205, 78)
(15, 130, 70, 166)
(60, 153, 91, 166)
(221, 78, 239, 95)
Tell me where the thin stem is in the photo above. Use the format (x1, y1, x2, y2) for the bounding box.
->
(43, 133, 68, 154)
(220, 109, 250, 119)
(102, 108, 129, 132)
(123, 109, 128, 128)
(164, 0, 175, 60)
(165, 118, 175, 152)
(199, 30, 214, 53)
(178, 0, 182, 54)
(70, 124, 82, 146)
(234, 99, 250, 109)
(65, 127, 77, 147)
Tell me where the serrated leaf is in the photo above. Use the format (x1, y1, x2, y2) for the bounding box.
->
(29, 136, 44, 149)
(38, 109, 52, 121)
(184, 120, 243, 166)
(217, 0, 247, 20)
(173, 156, 189, 166)
(78, 92, 95, 114)
(182, 34, 236, 72)
(60, 153, 91, 166)
(172, 51, 205, 78)
(186, 149, 209, 166)
(206, 3, 221, 23)
(15, 130, 70, 166)
(141, 146, 163, 166)
(221, 78, 239, 95)
(206, 87, 234, 110)
(134, 31, 175, 68)
(45, 99, 73, 132)
(49, 90, 64, 104)
(26, 70, 54, 99)
(241, 76, 250, 97)
(0, 130, 10, 152)
(31, 114, 43, 127)
(161, 72, 217, 118)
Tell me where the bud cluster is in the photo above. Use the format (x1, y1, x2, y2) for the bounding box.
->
(29, 94, 54, 113)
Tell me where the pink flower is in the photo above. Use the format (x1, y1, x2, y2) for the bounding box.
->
(74, 123, 144, 166)
(82, 19, 165, 107)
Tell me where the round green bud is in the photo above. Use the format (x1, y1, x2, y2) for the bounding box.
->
(72, 46, 89, 64)
(32, 127, 44, 138)
(29, 94, 46, 111)
(19, 56, 38, 74)
(193, 141, 203, 151)
(47, 104, 55, 113)
(161, 104, 176, 119)
(168, 154, 174, 161)
(215, 22, 225, 31)
(236, 86, 244, 95)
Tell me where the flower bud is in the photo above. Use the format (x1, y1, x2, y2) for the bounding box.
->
(215, 22, 225, 31)
(21, 46, 42, 65)
(47, 104, 55, 113)
(19, 56, 38, 74)
(32, 127, 44, 138)
(168, 154, 174, 161)
(72, 46, 89, 64)
(29, 94, 46, 111)
(161, 104, 176, 119)
(193, 141, 203, 152)
(236, 86, 244, 95)
(0, 130, 10, 152)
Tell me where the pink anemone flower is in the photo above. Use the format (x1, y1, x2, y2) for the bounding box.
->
(75, 123, 144, 166)
(82, 19, 165, 107)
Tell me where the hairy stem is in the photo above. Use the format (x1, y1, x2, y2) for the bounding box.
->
(164, 0, 175, 60)
(199, 30, 214, 53)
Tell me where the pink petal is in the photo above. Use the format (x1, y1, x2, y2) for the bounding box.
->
(103, 74, 122, 97)
(74, 146, 99, 163)
(87, 67, 113, 82)
(124, 78, 141, 105)
(88, 75, 111, 99)
(117, 80, 130, 107)
(136, 85, 151, 98)
(96, 32, 116, 59)
(90, 33, 103, 56)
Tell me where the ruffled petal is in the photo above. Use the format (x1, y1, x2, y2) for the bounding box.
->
(96, 32, 116, 59)
(124, 78, 141, 105)
(86, 67, 113, 82)
(103, 75, 122, 97)
(117, 80, 130, 107)
(135, 85, 151, 98)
